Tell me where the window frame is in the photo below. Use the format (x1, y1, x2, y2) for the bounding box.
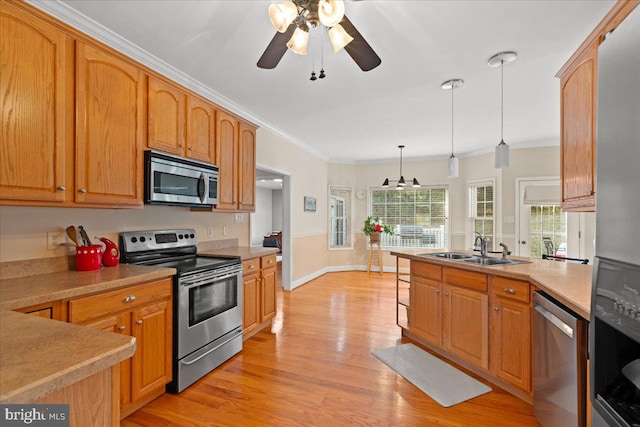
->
(367, 185, 450, 249)
(468, 178, 496, 251)
(328, 186, 353, 250)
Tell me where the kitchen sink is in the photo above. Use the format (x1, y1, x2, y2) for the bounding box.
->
(419, 252, 530, 266)
(419, 252, 474, 260)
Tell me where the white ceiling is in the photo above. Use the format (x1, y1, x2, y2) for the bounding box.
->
(53, 0, 614, 163)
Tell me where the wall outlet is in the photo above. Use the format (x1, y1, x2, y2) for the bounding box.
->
(223, 226, 228, 236)
(207, 227, 215, 237)
(47, 232, 64, 250)
(234, 213, 243, 224)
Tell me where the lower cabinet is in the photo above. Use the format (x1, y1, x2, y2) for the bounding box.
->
(14, 300, 64, 320)
(242, 254, 277, 339)
(407, 262, 531, 396)
(68, 278, 172, 418)
(489, 276, 532, 393)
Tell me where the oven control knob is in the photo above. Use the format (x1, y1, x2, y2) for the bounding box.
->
(179, 234, 184, 239)
(131, 237, 137, 243)
(140, 236, 146, 243)
(190, 233, 195, 238)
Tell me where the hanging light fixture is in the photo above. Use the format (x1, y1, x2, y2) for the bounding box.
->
(381, 145, 420, 189)
(488, 51, 517, 169)
(441, 79, 464, 178)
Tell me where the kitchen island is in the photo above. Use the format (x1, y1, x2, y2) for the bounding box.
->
(391, 249, 592, 404)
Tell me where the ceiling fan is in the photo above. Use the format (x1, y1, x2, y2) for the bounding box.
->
(257, 0, 381, 72)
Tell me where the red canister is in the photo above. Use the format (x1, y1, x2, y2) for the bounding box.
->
(75, 245, 103, 271)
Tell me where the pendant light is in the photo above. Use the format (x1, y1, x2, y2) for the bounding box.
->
(381, 145, 420, 189)
(441, 79, 464, 178)
(488, 51, 517, 169)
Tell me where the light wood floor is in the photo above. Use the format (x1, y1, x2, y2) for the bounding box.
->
(122, 271, 540, 426)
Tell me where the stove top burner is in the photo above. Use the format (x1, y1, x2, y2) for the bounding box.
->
(147, 256, 239, 275)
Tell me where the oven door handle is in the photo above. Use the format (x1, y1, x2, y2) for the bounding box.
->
(198, 173, 206, 203)
(180, 333, 240, 366)
(181, 271, 241, 288)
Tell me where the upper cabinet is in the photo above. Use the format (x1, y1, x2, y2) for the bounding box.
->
(557, 0, 639, 212)
(238, 121, 256, 212)
(75, 41, 144, 207)
(148, 77, 216, 164)
(0, 2, 73, 204)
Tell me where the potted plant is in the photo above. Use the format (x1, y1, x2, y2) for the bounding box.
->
(363, 216, 394, 243)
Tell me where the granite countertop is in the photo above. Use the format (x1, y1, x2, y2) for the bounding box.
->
(198, 246, 279, 261)
(392, 249, 592, 319)
(0, 264, 176, 311)
(0, 310, 135, 403)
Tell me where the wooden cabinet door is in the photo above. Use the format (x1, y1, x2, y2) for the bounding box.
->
(216, 110, 238, 210)
(84, 314, 133, 412)
(261, 267, 277, 323)
(490, 296, 532, 392)
(238, 121, 256, 212)
(1, 2, 71, 203)
(443, 284, 489, 370)
(410, 276, 442, 346)
(148, 77, 185, 156)
(131, 300, 172, 402)
(560, 42, 597, 211)
(186, 96, 215, 163)
(75, 41, 144, 207)
(243, 273, 259, 335)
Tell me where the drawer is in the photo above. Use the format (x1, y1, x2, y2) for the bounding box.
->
(411, 261, 442, 281)
(69, 278, 172, 324)
(491, 276, 530, 303)
(444, 267, 487, 292)
(242, 258, 260, 275)
(261, 254, 277, 269)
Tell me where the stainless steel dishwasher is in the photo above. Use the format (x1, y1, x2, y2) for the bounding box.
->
(533, 291, 588, 427)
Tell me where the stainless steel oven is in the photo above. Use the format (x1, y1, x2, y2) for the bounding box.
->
(145, 150, 219, 207)
(119, 229, 242, 393)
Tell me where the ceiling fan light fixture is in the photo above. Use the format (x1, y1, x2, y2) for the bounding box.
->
(287, 26, 309, 55)
(269, 2, 298, 33)
(318, 0, 345, 27)
(328, 24, 353, 53)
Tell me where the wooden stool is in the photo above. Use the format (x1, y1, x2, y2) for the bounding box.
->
(367, 234, 383, 274)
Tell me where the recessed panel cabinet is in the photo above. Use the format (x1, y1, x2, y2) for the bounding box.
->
(75, 41, 144, 207)
(0, 2, 72, 204)
(242, 254, 277, 340)
(68, 278, 172, 418)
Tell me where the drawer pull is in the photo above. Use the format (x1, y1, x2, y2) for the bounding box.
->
(268, 260, 273, 264)
(249, 264, 255, 269)
(136, 319, 143, 325)
(57, 185, 66, 191)
(504, 287, 516, 295)
(435, 289, 440, 294)
(123, 295, 136, 303)
(444, 292, 450, 296)
(118, 325, 126, 331)
(494, 306, 500, 311)
(78, 188, 87, 194)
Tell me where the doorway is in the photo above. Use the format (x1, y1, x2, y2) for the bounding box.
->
(516, 178, 595, 262)
(252, 166, 292, 291)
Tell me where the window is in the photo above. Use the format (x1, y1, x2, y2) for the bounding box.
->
(529, 205, 567, 258)
(329, 187, 351, 249)
(369, 187, 449, 248)
(469, 181, 495, 250)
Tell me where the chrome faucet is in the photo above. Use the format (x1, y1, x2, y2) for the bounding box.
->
(499, 243, 509, 260)
(474, 232, 487, 257)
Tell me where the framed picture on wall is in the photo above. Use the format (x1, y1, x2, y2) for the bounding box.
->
(304, 196, 316, 212)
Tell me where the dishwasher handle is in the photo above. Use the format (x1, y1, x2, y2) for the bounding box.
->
(534, 303, 575, 339)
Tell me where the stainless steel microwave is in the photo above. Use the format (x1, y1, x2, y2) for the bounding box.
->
(144, 150, 218, 207)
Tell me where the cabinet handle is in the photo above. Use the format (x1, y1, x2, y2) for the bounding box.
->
(249, 264, 255, 269)
(57, 185, 66, 191)
(179, 144, 184, 148)
(123, 295, 136, 303)
(435, 289, 440, 294)
(188, 146, 193, 151)
(78, 188, 87, 194)
(444, 292, 450, 296)
(118, 325, 126, 331)
(504, 287, 516, 295)
(494, 307, 500, 311)
(268, 260, 273, 264)
(136, 319, 143, 325)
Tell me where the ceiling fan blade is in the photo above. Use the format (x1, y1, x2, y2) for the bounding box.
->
(340, 15, 381, 72)
(257, 24, 296, 69)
